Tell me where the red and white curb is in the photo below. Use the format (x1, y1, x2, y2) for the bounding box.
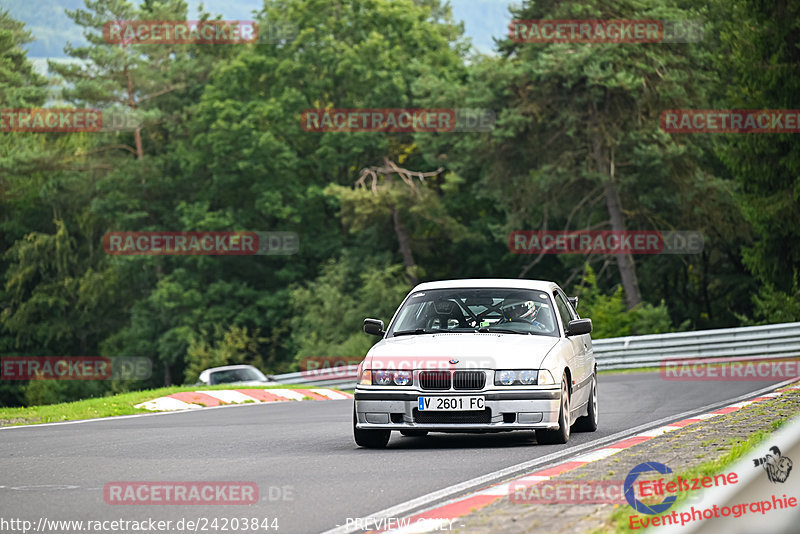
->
(376, 381, 800, 533)
(135, 388, 352, 411)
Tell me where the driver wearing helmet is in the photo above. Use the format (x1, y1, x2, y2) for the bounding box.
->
(501, 299, 546, 329)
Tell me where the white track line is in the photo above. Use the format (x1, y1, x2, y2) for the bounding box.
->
(134, 397, 199, 411)
(201, 390, 262, 404)
(267, 389, 307, 401)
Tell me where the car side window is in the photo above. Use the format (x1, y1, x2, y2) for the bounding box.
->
(553, 292, 573, 334)
(557, 290, 577, 319)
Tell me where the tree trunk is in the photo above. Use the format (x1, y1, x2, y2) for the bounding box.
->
(591, 126, 642, 309)
(133, 127, 144, 161)
(391, 206, 418, 285)
(123, 59, 144, 160)
(604, 179, 641, 309)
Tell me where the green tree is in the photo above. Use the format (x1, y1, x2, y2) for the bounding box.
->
(422, 0, 714, 310)
(48, 0, 259, 386)
(289, 255, 409, 361)
(575, 265, 677, 338)
(176, 0, 470, 370)
(325, 158, 473, 284)
(713, 0, 800, 291)
(0, 10, 119, 406)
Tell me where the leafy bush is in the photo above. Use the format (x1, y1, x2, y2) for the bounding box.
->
(24, 378, 105, 407)
(746, 273, 800, 325)
(575, 266, 675, 339)
(289, 255, 410, 364)
(183, 326, 268, 385)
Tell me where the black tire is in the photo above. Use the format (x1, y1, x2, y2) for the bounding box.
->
(353, 407, 390, 449)
(574, 372, 598, 432)
(400, 430, 429, 437)
(536, 374, 571, 445)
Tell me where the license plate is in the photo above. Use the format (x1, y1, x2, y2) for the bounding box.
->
(417, 396, 485, 411)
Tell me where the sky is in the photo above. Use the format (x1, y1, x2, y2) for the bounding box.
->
(184, 0, 517, 54)
(7, 0, 517, 61)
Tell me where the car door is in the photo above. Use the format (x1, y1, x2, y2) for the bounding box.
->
(553, 290, 590, 408)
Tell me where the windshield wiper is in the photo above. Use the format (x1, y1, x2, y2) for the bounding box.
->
(392, 328, 436, 337)
(477, 327, 529, 335)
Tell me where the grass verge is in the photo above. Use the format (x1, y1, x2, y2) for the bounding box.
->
(0, 383, 310, 427)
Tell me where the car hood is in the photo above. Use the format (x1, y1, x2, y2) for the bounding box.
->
(365, 333, 559, 370)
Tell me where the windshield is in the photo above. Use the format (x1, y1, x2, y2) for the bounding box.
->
(209, 368, 267, 384)
(388, 288, 559, 337)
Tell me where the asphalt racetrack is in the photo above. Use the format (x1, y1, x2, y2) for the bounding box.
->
(0, 372, 789, 534)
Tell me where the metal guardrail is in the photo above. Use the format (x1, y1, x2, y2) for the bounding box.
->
(270, 322, 800, 387)
(271, 364, 359, 389)
(594, 322, 800, 370)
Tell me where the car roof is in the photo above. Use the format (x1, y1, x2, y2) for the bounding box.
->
(410, 279, 560, 292)
(203, 364, 260, 374)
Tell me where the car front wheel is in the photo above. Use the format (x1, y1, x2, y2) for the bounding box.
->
(536, 374, 570, 445)
(353, 406, 390, 448)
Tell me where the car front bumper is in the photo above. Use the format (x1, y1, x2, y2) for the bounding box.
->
(354, 388, 562, 432)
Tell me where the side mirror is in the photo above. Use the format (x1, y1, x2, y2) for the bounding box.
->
(363, 318, 385, 336)
(566, 318, 592, 336)
(568, 296, 579, 311)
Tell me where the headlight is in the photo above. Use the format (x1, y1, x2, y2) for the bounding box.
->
(494, 370, 546, 386)
(367, 369, 413, 386)
(498, 370, 516, 386)
(393, 370, 412, 386)
(518, 370, 537, 385)
(373, 370, 393, 385)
